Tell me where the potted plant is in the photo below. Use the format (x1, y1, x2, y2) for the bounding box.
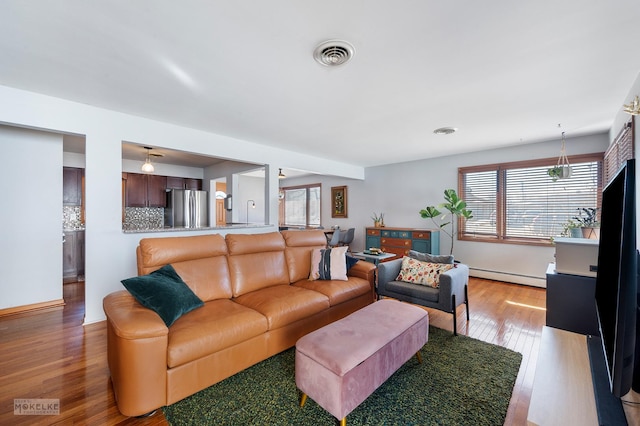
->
(371, 212, 385, 227)
(547, 165, 571, 182)
(573, 207, 600, 239)
(560, 218, 582, 238)
(419, 189, 473, 256)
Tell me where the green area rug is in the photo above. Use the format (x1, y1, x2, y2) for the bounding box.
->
(163, 326, 522, 425)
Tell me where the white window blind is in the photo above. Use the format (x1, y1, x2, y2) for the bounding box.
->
(282, 184, 321, 227)
(462, 170, 498, 237)
(460, 154, 602, 243)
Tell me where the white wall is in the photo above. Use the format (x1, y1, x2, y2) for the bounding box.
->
(0, 84, 364, 323)
(284, 132, 610, 287)
(0, 126, 63, 309)
(609, 71, 640, 245)
(238, 175, 265, 224)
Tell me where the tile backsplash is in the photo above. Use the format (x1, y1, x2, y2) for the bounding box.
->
(63, 206, 84, 230)
(123, 207, 164, 230)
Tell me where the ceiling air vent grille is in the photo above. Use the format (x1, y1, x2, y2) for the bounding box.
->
(313, 40, 355, 67)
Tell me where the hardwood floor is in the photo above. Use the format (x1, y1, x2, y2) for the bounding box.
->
(0, 278, 546, 425)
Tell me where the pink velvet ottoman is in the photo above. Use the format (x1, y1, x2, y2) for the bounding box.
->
(295, 299, 429, 425)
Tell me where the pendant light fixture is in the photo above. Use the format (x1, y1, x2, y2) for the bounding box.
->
(278, 168, 286, 179)
(141, 147, 155, 173)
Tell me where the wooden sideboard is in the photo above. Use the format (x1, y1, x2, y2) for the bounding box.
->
(365, 227, 440, 259)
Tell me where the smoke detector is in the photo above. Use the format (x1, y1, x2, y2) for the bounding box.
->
(313, 40, 355, 67)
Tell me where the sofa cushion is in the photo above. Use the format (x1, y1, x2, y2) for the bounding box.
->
(309, 246, 349, 281)
(171, 257, 232, 302)
(226, 232, 290, 297)
(233, 285, 330, 330)
(396, 256, 455, 288)
(121, 264, 204, 327)
(408, 249, 454, 264)
(167, 299, 268, 368)
(282, 230, 328, 282)
(294, 276, 371, 306)
(385, 280, 440, 302)
(137, 234, 228, 275)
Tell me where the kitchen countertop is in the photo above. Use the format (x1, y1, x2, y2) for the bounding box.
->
(122, 224, 273, 234)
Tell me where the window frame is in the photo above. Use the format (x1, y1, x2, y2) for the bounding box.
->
(279, 183, 322, 228)
(458, 152, 604, 246)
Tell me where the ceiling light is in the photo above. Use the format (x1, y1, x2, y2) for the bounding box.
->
(433, 127, 458, 135)
(141, 147, 154, 173)
(278, 168, 286, 179)
(313, 40, 355, 67)
(623, 95, 640, 115)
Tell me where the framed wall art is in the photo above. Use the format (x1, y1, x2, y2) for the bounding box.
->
(331, 186, 348, 218)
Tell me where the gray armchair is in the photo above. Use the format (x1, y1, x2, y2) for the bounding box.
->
(377, 252, 470, 335)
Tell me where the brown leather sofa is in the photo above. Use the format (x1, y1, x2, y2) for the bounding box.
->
(103, 230, 375, 417)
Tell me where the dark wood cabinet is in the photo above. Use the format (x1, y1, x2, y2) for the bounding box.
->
(63, 230, 84, 283)
(147, 175, 167, 207)
(63, 167, 83, 206)
(166, 176, 202, 190)
(123, 173, 167, 207)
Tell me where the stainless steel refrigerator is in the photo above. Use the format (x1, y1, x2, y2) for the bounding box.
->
(164, 189, 208, 228)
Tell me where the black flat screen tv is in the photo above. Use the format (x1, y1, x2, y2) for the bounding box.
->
(594, 158, 637, 398)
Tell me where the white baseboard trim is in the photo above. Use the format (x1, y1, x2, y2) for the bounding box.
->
(470, 268, 546, 288)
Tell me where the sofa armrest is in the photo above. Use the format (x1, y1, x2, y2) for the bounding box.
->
(377, 258, 403, 294)
(103, 290, 168, 339)
(438, 264, 470, 311)
(347, 260, 376, 285)
(103, 290, 169, 416)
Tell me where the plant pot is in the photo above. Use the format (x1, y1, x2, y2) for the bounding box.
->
(581, 227, 600, 240)
(569, 228, 583, 238)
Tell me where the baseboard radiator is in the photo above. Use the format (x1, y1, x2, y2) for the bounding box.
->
(469, 267, 546, 288)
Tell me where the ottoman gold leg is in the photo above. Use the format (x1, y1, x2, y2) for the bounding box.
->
(415, 351, 423, 364)
(300, 393, 308, 408)
(340, 417, 346, 426)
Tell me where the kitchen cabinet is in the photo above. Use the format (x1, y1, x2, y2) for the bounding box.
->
(63, 230, 84, 283)
(123, 173, 167, 207)
(166, 176, 202, 190)
(63, 167, 83, 206)
(365, 227, 440, 260)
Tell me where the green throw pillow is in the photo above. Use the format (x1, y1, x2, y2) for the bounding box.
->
(121, 264, 204, 327)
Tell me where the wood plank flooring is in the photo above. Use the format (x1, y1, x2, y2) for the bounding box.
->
(0, 278, 546, 425)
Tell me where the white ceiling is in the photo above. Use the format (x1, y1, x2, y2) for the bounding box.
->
(2, 1, 640, 168)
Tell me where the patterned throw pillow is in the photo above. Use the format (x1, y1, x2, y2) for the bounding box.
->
(309, 246, 349, 281)
(396, 256, 456, 288)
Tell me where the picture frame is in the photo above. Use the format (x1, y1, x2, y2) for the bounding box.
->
(331, 186, 348, 218)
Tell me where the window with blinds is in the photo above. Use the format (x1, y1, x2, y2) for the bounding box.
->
(604, 120, 634, 185)
(280, 184, 321, 227)
(459, 153, 603, 245)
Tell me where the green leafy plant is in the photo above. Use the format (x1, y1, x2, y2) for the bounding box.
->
(371, 212, 384, 226)
(419, 189, 473, 255)
(560, 218, 580, 237)
(573, 208, 599, 227)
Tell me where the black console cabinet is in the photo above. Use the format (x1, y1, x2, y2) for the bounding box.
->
(545, 263, 599, 336)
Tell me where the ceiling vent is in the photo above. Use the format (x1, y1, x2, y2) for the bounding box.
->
(433, 127, 458, 135)
(313, 40, 355, 67)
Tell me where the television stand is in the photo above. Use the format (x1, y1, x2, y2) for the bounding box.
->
(586, 335, 627, 425)
(528, 327, 637, 425)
